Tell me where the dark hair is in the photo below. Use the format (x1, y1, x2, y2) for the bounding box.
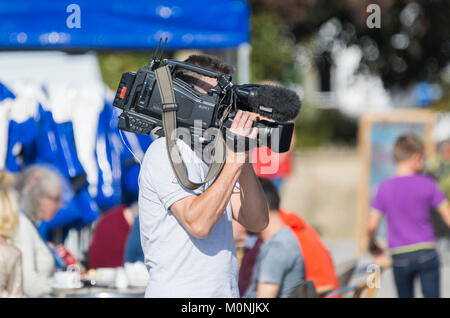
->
(184, 54, 234, 75)
(258, 177, 280, 211)
(393, 134, 424, 162)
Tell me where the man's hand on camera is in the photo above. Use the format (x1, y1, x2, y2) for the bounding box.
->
(226, 110, 258, 165)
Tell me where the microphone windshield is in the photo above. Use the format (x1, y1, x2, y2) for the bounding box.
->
(248, 85, 301, 122)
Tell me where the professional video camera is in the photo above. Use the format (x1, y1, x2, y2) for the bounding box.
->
(112, 41, 301, 154)
(112, 39, 301, 189)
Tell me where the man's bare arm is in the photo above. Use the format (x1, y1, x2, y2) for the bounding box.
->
(367, 211, 383, 255)
(170, 162, 243, 239)
(231, 163, 269, 233)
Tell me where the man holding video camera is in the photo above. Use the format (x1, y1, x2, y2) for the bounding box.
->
(138, 55, 270, 298)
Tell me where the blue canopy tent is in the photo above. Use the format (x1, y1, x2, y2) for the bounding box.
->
(0, 0, 249, 50)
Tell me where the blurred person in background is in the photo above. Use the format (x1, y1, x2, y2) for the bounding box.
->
(278, 208, 339, 297)
(123, 207, 144, 264)
(242, 177, 339, 298)
(13, 165, 63, 297)
(367, 134, 450, 298)
(89, 202, 138, 269)
(0, 171, 23, 297)
(244, 178, 305, 298)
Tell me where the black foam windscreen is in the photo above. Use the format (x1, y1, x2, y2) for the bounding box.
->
(249, 85, 301, 122)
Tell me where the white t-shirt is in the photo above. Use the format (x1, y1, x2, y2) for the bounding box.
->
(138, 137, 239, 298)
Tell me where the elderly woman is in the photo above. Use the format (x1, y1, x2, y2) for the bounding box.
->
(13, 165, 63, 298)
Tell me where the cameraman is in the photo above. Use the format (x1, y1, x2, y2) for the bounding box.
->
(139, 55, 269, 298)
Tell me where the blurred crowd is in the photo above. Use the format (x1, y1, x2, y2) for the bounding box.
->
(0, 163, 341, 298)
(0, 166, 145, 297)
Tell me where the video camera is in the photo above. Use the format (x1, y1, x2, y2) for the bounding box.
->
(112, 41, 301, 154)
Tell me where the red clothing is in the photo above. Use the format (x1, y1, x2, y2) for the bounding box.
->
(279, 208, 340, 295)
(252, 146, 293, 178)
(88, 205, 131, 269)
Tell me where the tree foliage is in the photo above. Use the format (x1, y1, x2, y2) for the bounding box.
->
(250, 12, 299, 84)
(249, 0, 450, 88)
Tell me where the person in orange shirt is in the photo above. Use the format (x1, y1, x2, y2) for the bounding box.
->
(278, 208, 340, 296)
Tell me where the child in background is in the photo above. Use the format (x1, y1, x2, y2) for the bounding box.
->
(367, 134, 450, 298)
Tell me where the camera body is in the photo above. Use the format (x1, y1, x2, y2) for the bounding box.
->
(112, 59, 294, 152)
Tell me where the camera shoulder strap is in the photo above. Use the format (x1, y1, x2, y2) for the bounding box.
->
(155, 65, 226, 190)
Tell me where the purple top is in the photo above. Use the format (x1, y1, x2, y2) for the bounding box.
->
(372, 174, 447, 250)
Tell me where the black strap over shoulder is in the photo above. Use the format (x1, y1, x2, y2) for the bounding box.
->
(154, 65, 227, 190)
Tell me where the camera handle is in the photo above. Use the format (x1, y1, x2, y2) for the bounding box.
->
(155, 65, 227, 191)
(164, 59, 228, 80)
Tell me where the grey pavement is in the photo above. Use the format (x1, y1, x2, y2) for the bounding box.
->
(323, 238, 450, 298)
